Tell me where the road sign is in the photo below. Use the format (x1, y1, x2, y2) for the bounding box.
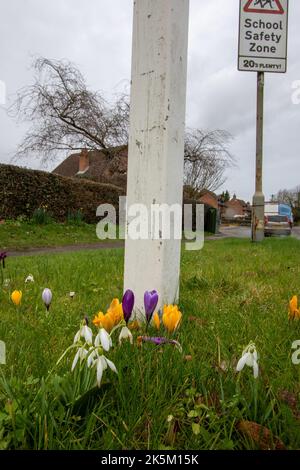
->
(238, 0, 288, 73)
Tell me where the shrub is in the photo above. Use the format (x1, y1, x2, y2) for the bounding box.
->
(0, 164, 123, 224)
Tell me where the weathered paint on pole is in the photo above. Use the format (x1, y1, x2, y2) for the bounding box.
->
(252, 71, 265, 242)
(124, 0, 189, 314)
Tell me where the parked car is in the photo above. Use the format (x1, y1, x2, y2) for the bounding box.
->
(264, 214, 292, 237)
(279, 203, 294, 227)
(265, 202, 293, 227)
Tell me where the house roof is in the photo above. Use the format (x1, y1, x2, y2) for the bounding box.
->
(53, 145, 128, 189)
(198, 189, 218, 199)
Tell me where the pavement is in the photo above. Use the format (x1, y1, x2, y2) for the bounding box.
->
(8, 241, 124, 258)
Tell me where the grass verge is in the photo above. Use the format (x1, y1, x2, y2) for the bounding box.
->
(0, 237, 300, 449)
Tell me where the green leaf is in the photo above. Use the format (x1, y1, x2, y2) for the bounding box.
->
(192, 423, 200, 435)
(188, 410, 199, 418)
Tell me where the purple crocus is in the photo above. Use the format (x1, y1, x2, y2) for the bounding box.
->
(144, 290, 158, 324)
(138, 336, 182, 352)
(0, 251, 7, 268)
(122, 289, 135, 324)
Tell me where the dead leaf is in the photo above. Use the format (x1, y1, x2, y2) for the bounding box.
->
(278, 390, 300, 421)
(236, 420, 286, 450)
(184, 355, 193, 362)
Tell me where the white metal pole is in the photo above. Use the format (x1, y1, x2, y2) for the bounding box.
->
(124, 0, 190, 315)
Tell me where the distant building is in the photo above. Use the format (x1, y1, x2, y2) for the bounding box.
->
(222, 194, 251, 219)
(198, 189, 219, 210)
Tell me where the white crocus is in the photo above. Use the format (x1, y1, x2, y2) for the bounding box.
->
(118, 326, 133, 345)
(95, 328, 112, 352)
(25, 274, 34, 283)
(74, 325, 93, 345)
(95, 355, 118, 387)
(236, 342, 259, 378)
(71, 347, 88, 371)
(42, 288, 52, 310)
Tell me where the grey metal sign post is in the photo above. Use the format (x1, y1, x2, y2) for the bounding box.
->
(238, 0, 288, 241)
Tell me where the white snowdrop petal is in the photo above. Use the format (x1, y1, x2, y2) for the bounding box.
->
(84, 326, 93, 345)
(246, 352, 255, 367)
(100, 355, 108, 371)
(94, 332, 101, 347)
(71, 350, 80, 371)
(74, 330, 81, 344)
(105, 358, 118, 374)
(96, 358, 104, 387)
(100, 329, 111, 352)
(253, 361, 259, 378)
(236, 353, 249, 371)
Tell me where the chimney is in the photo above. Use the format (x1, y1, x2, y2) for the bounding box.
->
(79, 149, 89, 173)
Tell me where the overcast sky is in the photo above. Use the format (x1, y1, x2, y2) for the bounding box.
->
(0, 0, 299, 201)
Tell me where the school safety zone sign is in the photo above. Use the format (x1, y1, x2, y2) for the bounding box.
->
(238, 0, 288, 73)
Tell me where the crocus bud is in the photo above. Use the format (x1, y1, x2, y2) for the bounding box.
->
(11, 290, 22, 306)
(0, 251, 7, 268)
(122, 289, 135, 324)
(42, 288, 52, 311)
(144, 290, 158, 324)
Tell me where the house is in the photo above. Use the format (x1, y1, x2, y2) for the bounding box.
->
(52, 146, 128, 189)
(222, 195, 251, 219)
(198, 189, 219, 210)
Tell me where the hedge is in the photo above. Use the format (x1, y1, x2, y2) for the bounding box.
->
(0, 164, 124, 224)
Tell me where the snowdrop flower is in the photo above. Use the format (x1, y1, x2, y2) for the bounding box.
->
(42, 288, 52, 311)
(236, 342, 259, 378)
(95, 328, 112, 352)
(119, 326, 133, 345)
(74, 321, 93, 345)
(95, 354, 117, 387)
(71, 347, 88, 371)
(25, 274, 34, 283)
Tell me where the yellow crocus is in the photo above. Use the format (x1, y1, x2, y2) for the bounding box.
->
(92, 311, 114, 332)
(152, 311, 160, 330)
(107, 298, 124, 325)
(289, 295, 300, 320)
(162, 304, 182, 333)
(11, 290, 22, 306)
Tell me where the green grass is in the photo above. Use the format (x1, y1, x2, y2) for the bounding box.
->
(0, 220, 115, 250)
(0, 237, 300, 449)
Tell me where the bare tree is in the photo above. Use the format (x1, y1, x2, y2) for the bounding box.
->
(276, 187, 300, 208)
(9, 57, 129, 161)
(10, 57, 234, 193)
(184, 129, 235, 193)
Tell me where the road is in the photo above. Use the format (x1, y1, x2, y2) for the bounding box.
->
(218, 225, 300, 240)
